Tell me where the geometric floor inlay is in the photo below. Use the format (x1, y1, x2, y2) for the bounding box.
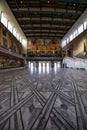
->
(0, 61, 87, 130)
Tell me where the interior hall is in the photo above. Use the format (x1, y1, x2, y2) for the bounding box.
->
(0, 0, 87, 130)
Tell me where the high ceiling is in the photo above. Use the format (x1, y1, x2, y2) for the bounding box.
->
(6, 0, 87, 39)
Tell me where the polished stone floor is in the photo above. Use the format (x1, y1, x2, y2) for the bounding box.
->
(0, 61, 87, 130)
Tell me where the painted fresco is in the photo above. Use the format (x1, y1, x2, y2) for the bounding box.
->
(8, 33, 17, 52)
(31, 38, 60, 46)
(0, 24, 1, 46)
(3, 37, 8, 49)
(27, 38, 61, 51)
(0, 22, 22, 54)
(2, 27, 7, 37)
(2, 26, 8, 49)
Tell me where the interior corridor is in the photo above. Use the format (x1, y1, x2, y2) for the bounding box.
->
(0, 61, 87, 130)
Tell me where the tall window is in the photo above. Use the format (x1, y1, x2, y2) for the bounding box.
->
(8, 22, 12, 33)
(74, 30, 78, 37)
(20, 37, 22, 43)
(61, 40, 66, 48)
(1, 13, 8, 27)
(70, 34, 73, 41)
(67, 38, 69, 44)
(17, 33, 19, 40)
(78, 24, 83, 35)
(84, 21, 87, 30)
(13, 28, 17, 37)
(22, 39, 27, 49)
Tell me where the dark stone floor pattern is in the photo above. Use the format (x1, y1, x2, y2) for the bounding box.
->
(0, 61, 87, 130)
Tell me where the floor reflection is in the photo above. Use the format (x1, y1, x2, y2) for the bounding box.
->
(28, 61, 61, 75)
(0, 64, 87, 130)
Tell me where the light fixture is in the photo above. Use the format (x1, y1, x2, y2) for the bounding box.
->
(21, 1, 23, 4)
(48, 1, 50, 3)
(73, 3, 76, 6)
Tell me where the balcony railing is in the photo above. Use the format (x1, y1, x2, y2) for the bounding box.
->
(63, 56, 87, 70)
(0, 47, 25, 59)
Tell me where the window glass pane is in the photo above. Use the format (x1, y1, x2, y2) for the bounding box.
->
(74, 30, 78, 37)
(78, 24, 83, 34)
(17, 33, 19, 40)
(84, 21, 87, 30)
(8, 22, 12, 33)
(61, 40, 66, 48)
(67, 38, 69, 43)
(73, 32, 75, 38)
(20, 37, 22, 43)
(1, 13, 8, 27)
(13, 28, 16, 37)
(70, 34, 73, 41)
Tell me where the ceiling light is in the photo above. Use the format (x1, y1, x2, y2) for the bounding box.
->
(48, 1, 50, 3)
(21, 1, 23, 4)
(73, 3, 76, 6)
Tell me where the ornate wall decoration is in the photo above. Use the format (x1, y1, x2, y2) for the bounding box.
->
(2, 27, 7, 37)
(3, 37, 8, 49)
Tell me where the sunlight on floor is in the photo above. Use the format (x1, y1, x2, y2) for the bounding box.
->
(28, 61, 61, 75)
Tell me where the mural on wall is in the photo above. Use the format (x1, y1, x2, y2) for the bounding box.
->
(3, 37, 8, 49)
(2, 27, 7, 37)
(9, 34, 17, 52)
(27, 38, 61, 51)
(0, 24, 1, 46)
(2, 26, 8, 49)
(31, 38, 60, 46)
(9, 41, 17, 52)
(27, 38, 62, 57)
(9, 33, 22, 54)
(0, 22, 22, 54)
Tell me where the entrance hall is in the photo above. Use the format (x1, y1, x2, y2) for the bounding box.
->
(0, 0, 87, 130)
